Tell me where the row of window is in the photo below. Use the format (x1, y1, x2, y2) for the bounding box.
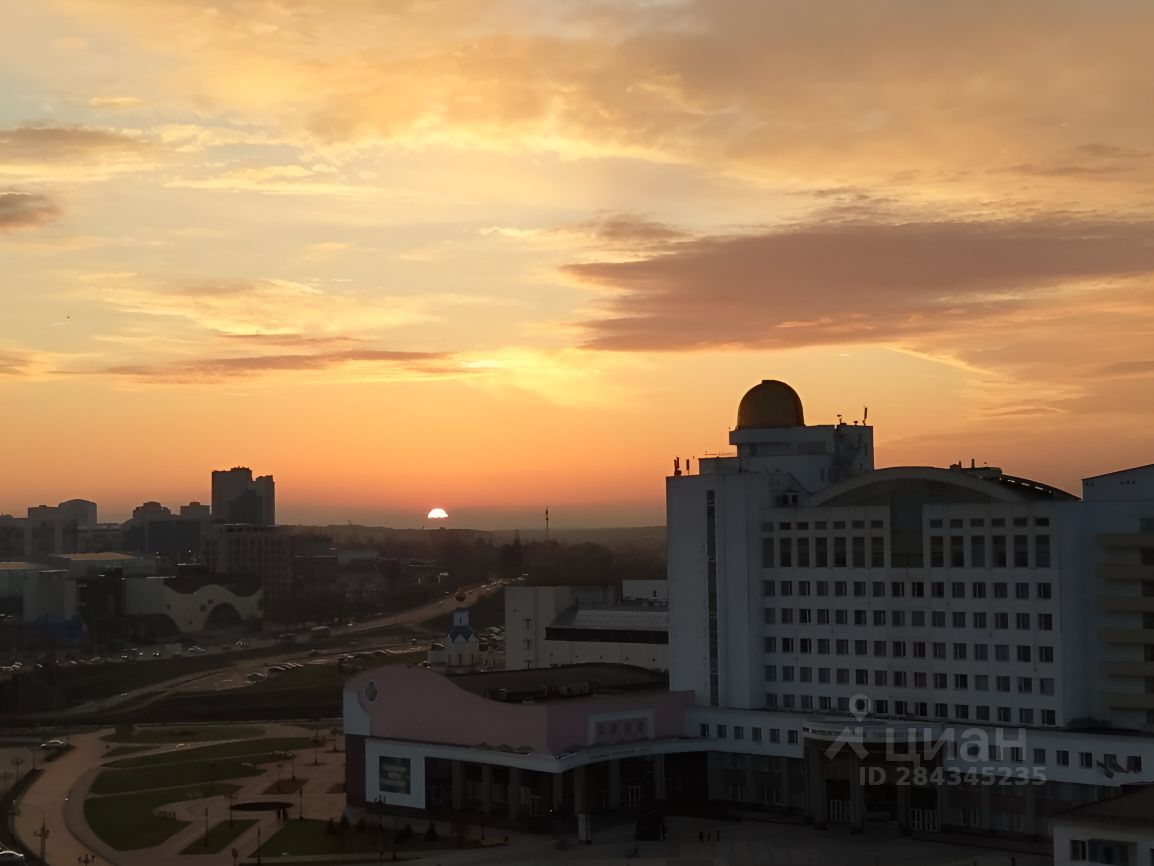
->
(929, 534, 1051, 569)
(763, 534, 1053, 569)
(762, 693, 1058, 725)
(763, 636, 1055, 662)
(764, 579, 1053, 600)
(699, 722, 799, 745)
(766, 516, 1050, 532)
(766, 666, 1055, 694)
(766, 608, 1054, 631)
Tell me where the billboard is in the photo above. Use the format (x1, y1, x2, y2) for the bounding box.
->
(379, 756, 412, 795)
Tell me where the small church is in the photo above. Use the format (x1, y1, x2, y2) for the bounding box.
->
(426, 591, 481, 673)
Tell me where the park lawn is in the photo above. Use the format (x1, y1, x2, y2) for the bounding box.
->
(108, 737, 316, 769)
(103, 745, 152, 758)
(179, 819, 257, 855)
(91, 758, 264, 794)
(101, 724, 266, 744)
(85, 783, 240, 851)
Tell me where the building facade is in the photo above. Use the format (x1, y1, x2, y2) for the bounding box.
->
(203, 524, 289, 619)
(505, 581, 669, 672)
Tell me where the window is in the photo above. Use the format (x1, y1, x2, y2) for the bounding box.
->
(912, 611, 926, 627)
(1042, 710, 1056, 726)
(976, 706, 990, 721)
(951, 581, 965, 598)
(797, 538, 811, 567)
(975, 674, 988, 691)
(852, 537, 866, 568)
(1038, 614, 1053, 631)
(1128, 756, 1142, 772)
(974, 644, 988, 661)
(817, 608, 829, 624)
(970, 536, 986, 568)
(996, 676, 1010, 692)
(952, 612, 966, 628)
(815, 537, 829, 567)
(1037, 583, 1052, 600)
(871, 537, 885, 567)
(833, 579, 846, 596)
(716, 725, 727, 738)
(787, 730, 798, 744)
(735, 726, 744, 740)
(914, 672, 927, 688)
(799, 609, 812, 624)
(763, 580, 776, 597)
(930, 536, 944, 568)
(1056, 750, 1069, 766)
(933, 642, 946, 659)
(971, 581, 987, 599)
(993, 536, 1007, 567)
(699, 723, 709, 738)
(932, 611, 946, 627)
(782, 638, 794, 652)
(954, 673, 968, 688)
(973, 612, 987, 629)
(1069, 840, 1086, 861)
(873, 610, 886, 626)
(764, 637, 777, 652)
(1018, 708, 1034, 724)
(1035, 535, 1051, 567)
(855, 640, 868, 656)
(874, 670, 888, 686)
(1017, 645, 1032, 662)
(781, 580, 793, 597)
(818, 639, 830, 654)
(835, 610, 848, 625)
(1040, 678, 1055, 695)
(953, 643, 967, 660)
(1039, 645, 1055, 663)
(892, 610, 905, 627)
(778, 538, 793, 568)
(798, 581, 811, 597)
(1016, 613, 1031, 630)
(932, 581, 945, 598)
(1079, 752, 1093, 769)
(834, 537, 847, 567)
(769, 728, 780, 743)
(752, 728, 762, 743)
(1013, 535, 1029, 567)
(816, 581, 828, 596)
(853, 581, 866, 597)
(892, 641, 906, 657)
(994, 582, 1008, 599)
(995, 613, 1009, 630)
(934, 673, 947, 689)
(765, 665, 777, 682)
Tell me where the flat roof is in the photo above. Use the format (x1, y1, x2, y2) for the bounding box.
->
(552, 603, 669, 633)
(0, 562, 40, 570)
(48, 552, 144, 561)
(1057, 785, 1154, 826)
(449, 663, 667, 702)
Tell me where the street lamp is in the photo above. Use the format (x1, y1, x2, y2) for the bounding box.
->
(228, 789, 235, 826)
(34, 818, 49, 863)
(289, 751, 296, 780)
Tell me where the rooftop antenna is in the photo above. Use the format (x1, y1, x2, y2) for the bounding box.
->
(864, 406, 869, 422)
(837, 413, 843, 425)
(544, 507, 550, 543)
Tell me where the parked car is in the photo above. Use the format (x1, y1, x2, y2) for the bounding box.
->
(0, 849, 27, 863)
(39, 738, 67, 750)
(187, 645, 206, 654)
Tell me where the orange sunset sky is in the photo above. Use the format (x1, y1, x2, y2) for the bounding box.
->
(3, 1, 1154, 528)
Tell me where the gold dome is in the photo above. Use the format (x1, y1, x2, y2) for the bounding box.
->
(736, 380, 805, 429)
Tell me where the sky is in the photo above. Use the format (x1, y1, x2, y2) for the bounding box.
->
(3, 0, 1154, 527)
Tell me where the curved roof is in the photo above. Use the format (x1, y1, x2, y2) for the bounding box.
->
(736, 380, 805, 429)
(808, 466, 1078, 506)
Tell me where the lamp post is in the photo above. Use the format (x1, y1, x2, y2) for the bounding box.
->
(276, 762, 284, 793)
(289, 751, 296, 780)
(256, 824, 262, 866)
(34, 818, 49, 863)
(228, 789, 235, 826)
(297, 786, 303, 820)
(204, 806, 210, 847)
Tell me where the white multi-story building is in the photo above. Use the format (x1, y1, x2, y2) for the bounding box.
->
(669, 379, 1154, 837)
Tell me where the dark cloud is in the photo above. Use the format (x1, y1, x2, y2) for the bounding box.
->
(575, 213, 687, 247)
(571, 217, 1154, 351)
(0, 125, 148, 164)
(91, 348, 457, 382)
(0, 191, 61, 230)
(0, 352, 32, 376)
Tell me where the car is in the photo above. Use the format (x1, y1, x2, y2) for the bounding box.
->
(245, 672, 267, 682)
(234, 639, 249, 649)
(0, 849, 27, 863)
(308, 649, 322, 656)
(152, 651, 162, 658)
(187, 645, 206, 654)
(39, 738, 67, 750)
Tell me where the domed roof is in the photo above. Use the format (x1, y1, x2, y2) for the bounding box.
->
(736, 380, 805, 429)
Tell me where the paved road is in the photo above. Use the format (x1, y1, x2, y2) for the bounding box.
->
(13, 732, 104, 865)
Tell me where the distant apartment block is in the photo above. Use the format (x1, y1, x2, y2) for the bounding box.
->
(211, 466, 275, 525)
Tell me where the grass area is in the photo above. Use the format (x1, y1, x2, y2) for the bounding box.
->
(108, 736, 315, 769)
(91, 758, 265, 795)
(101, 724, 266, 744)
(255, 820, 483, 857)
(103, 745, 152, 758)
(179, 819, 257, 855)
(84, 783, 240, 851)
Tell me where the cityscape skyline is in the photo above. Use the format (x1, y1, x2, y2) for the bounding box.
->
(5, 1, 1154, 526)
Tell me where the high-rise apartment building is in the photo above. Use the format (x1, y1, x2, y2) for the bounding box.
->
(203, 523, 290, 619)
(211, 466, 275, 525)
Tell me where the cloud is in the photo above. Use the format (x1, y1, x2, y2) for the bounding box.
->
(0, 191, 61, 230)
(58, 0, 1154, 207)
(91, 277, 433, 337)
(571, 216, 1154, 351)
(88, 96, 144, 109)
(0, 125, 154, 181)
(92, 348, 457, 383)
